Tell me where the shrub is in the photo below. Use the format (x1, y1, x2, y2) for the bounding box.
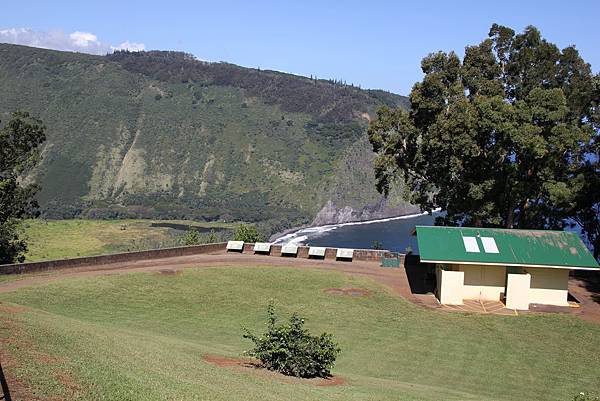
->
(232, 223, 263, 243)
(182, 229, 200, 245)
(206, 229, 217, 243)
(243, 302, 341, 378)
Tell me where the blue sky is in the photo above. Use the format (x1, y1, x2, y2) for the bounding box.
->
(1, 0, 598, 94)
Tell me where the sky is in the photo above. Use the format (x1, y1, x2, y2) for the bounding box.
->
(1, 0, 598, 95)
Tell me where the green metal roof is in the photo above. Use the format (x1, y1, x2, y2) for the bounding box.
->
(415, 226, 600, 270)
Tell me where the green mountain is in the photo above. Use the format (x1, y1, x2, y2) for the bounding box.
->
(0, 43, 413, 233)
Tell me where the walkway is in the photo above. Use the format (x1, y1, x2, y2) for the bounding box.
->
(440, 300, 518, 315)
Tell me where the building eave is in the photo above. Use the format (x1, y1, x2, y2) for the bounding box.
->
(419, 259, 600, 271)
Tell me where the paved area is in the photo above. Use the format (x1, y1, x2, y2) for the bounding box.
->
(0, 251, 599, 324)
(440, 299, 518, 315)
(568, 275, 600, 325)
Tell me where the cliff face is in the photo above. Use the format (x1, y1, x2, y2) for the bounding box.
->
(0, 44, 409, 227)
(311, 198, 420, 226)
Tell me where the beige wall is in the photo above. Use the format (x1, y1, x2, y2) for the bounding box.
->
(435, 263, 571, 309)
(459, 264, 506, 301)
(505, 273, 531, 310)
(525, 267, 569, 306)
(436, 267, 464, 305)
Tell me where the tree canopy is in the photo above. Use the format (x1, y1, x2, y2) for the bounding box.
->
(368, 24, 599, 247)
(0, 111, 46, 263)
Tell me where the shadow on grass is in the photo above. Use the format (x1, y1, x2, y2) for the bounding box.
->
(0, 358, 12, 401)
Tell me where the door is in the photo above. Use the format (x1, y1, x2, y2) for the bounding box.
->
(461, 265, 506, 301)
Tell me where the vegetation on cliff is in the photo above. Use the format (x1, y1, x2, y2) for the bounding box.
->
(0, 44, 410, 233)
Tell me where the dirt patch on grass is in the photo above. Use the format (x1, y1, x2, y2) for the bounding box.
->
(0, 302, 28, 314)
(155, 268, 181, 276)
(203, 354, 261, 368)
(323, 288, 370, 297)
(202, 354, 347, 387)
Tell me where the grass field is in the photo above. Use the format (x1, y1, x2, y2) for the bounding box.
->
(19, 219, 237, 262)
(1, 266, 599, 400)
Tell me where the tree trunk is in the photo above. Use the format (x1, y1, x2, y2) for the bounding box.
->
(594, 235, 600, 262)
(506, 204, 515, 228)
(517, 199, 530, 229)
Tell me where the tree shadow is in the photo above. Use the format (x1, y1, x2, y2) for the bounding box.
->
(0, 359, 12, 401)
(573, 270, 600, 304)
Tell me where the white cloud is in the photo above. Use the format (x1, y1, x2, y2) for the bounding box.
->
(69, 31, 99, 48)
(0, 27, 145, 55)
(112, 40, 146, 52)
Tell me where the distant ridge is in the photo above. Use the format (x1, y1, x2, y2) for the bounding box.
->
(0, 43, 412, 233)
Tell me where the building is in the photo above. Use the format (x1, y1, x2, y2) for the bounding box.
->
(415, 226, 599, 310)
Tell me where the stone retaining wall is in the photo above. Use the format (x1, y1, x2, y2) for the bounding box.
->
(1, 242, 407, 276)
(0, 243, 227, 275)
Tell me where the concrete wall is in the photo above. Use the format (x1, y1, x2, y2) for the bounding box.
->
(437, 267, 464, 305)
(459, 264, 506, 301)
(525, 267, 569, 306)
(505, 273, 531, 310)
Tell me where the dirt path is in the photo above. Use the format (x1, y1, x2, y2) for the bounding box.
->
(0, 252, 412, 298)
(569, 276, 600, 325)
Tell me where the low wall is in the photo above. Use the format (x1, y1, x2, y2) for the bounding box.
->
(0, 242, 227, 275)
(241, 244, 401, 262)
(1, 242, 405, 276)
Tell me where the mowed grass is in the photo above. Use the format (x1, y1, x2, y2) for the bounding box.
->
(1, 267, 599, 401)
(19, 219, 236, 262)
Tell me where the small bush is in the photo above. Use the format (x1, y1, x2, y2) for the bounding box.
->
(232, 223, 263, 243)
(243, 302, 341, 378)
(182, 229, 200, 245)
(206, 229, 218, 243)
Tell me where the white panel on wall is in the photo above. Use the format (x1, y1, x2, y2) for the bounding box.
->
(308, 247, 326, 257)
(226, 241, 244, 250)
(253, 242, 271, 252)
(336, 248, 354, 259)
(281, 244, 298, 255)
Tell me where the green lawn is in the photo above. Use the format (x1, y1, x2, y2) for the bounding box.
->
(1, 266, 599, 400)
(19, 219, 237, 262)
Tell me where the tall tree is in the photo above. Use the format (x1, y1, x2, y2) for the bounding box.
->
(369, 25, 599, 235)
(0, 112, 46, 263)
(568, 75, 600, 260)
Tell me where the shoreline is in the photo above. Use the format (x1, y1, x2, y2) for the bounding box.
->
(270, 209, 440, 245)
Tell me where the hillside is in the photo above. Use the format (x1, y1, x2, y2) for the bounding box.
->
(0, 44, 414, 232)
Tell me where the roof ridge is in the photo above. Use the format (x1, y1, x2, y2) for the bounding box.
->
(415, 225, 569, 234)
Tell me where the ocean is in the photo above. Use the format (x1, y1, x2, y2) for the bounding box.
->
(273, 211, 440, 253)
